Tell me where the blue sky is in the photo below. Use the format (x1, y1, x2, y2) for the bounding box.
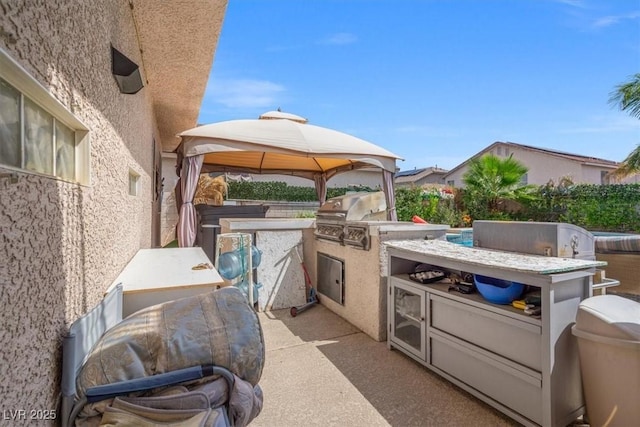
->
(198, 0, 640, 171)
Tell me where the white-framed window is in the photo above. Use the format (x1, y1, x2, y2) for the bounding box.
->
(447, 180, 455, 187)
(129, 169, 140, 196)
(520, 173, 528, 185)
(0, 48, 90, 184)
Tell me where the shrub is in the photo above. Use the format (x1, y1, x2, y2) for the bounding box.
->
(227, 181, 376, 202)
(395, 186, 466, 227)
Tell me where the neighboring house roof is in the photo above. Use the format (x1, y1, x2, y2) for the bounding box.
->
(395, 167, 429, 178)
(395, 166, 448, 184)
(443, 141, 619, 178)
(131, 0, 227, 152)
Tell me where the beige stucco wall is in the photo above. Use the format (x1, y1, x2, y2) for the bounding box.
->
(0, 1, 155, 414)
(445, 144, 612, 187)
(581, 164, 607, 185)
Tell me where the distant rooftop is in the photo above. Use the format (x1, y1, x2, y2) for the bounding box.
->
(395, 167, 428, 178)
(507, 142, 619, 166)
(395, 166, 448, 178)
(394, 166, 449, 186)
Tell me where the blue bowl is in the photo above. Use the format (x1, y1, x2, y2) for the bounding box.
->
(473, 275, 524, 305)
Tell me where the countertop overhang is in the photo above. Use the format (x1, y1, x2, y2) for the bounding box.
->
(219, 218, 315, 231)
(385, 239, 606, 275)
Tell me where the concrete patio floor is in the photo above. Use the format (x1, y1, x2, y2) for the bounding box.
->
(254, 304, 519, 427)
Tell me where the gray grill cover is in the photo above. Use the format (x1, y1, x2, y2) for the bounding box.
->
(76, 287, 264, 419)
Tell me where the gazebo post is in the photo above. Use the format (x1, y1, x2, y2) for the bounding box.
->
(382, 170, 397, 221)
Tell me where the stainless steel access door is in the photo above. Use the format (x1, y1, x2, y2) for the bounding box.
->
(317, 252, 344, 305)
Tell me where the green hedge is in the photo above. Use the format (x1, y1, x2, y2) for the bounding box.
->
(227, 181, 375, 202)
(395, 184, 640, 232)
(524, 184, 640, 232)
(227, 181, 640, 233)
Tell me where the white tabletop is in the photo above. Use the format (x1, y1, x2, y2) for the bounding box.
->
(112, 247, 224, 293)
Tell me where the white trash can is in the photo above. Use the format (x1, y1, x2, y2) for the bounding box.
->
(571, 295, 640, 427)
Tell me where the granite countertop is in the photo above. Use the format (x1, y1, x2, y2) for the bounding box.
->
(384, 239, 606, 275)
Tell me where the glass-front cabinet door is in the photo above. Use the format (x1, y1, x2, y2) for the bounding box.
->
(390, 279, 426, 360)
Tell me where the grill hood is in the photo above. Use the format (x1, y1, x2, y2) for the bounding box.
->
(317, 191, 387, 222)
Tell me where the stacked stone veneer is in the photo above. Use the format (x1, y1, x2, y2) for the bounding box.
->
(0, 1, 155, 415)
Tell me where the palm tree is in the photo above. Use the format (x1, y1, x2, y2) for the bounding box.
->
(462, 153, 533, 218)
(609, 73, 640, 119)
(609, 74, 640, 177)
(612, 144, 640, 178)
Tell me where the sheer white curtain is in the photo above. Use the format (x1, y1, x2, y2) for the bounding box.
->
(0, 80, 21, 167)
(24, 98, 53, 174)
(177, 155, 204, 247)
(382, 170, 397, 221)
(313, 173, 327, 205)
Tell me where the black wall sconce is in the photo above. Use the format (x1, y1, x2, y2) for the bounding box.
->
(111, 45, 144, 94)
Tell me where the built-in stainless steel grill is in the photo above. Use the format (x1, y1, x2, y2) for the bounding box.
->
(314, 191, 387, 250)
(473, 220, 595, 260)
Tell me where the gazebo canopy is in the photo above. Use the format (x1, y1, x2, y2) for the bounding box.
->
(178, 117, 401, 180)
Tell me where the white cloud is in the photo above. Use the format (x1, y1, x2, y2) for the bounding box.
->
(592, 11, 640, 28)
(205, 78, 285, 109)
(557, 115, 640, 134)
(318, 32, 358, 45)
(593, 16, 618, 27)
(551, 0, 586, 8)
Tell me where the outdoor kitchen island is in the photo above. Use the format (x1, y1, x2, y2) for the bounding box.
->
(307, 191, 450, 341)
(385, 239, 606, 427)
